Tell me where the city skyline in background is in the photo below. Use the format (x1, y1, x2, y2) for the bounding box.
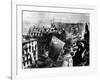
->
(23, 11, 89, 35)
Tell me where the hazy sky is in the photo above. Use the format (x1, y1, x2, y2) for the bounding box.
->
(23, 11, 89, 35)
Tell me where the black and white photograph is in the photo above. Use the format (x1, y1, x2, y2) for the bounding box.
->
(10, 1, 97, 80)
(22, 11, 90, 69)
